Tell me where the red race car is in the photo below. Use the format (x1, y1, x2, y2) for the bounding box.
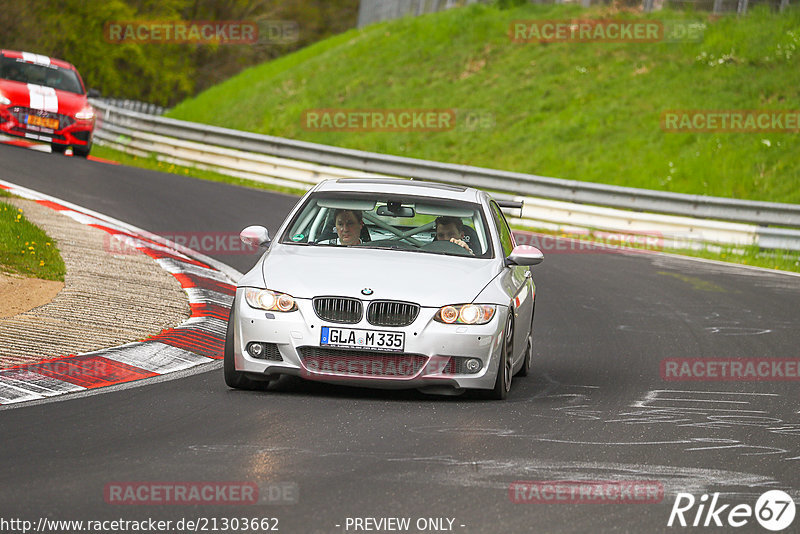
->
(0, 50, 96, 157)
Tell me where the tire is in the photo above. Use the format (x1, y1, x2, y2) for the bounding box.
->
(489, 315, 514, 400)
(51, 143, 67, 154)
(516, 335, 532, 377)
(72, 142, 91, 158)
(223, 299, 261, 390)
(516, 304, 535, 377)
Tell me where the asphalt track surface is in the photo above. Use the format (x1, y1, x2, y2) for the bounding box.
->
(1, 143, 799, 533)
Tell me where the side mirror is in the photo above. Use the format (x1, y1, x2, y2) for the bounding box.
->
(506, 245, 544, 266)
(87, 88, 101, 98)
(240, 225, 271, 249)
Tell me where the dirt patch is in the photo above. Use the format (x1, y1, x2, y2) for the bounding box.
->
(0, 272, 64, 318)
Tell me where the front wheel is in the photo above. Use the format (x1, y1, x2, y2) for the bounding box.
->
(516, 304, 535, 377)
(72, 142, 91, 158)
(51, 143, 67, 154)
(516, 335, 532, 377)
(489, 315, 514, 400)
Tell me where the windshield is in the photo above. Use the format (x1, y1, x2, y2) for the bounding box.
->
(281, 192, 493, 258)
(0, 57, 84, 94)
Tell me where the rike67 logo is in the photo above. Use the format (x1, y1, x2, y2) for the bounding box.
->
(668, 490, 796, 531)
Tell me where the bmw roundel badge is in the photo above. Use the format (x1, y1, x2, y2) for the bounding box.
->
(361, 288, 374, 295)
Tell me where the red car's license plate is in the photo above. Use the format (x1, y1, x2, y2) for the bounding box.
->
(26, 115, 59, 130)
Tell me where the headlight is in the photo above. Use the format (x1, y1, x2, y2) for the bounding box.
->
(434, 304, 496, 325)
(0, 92, 10, 106)
(245, 288, 297, 312)
(75, 106, 94, 120)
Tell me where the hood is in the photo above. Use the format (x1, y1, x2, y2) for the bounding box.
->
(250, 244, 501, 307)
(0, 79, 88, 114)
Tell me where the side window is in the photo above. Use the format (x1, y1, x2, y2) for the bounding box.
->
(490, 202, 515, 257)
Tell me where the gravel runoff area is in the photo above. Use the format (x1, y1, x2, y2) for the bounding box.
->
(0, 198, 190, 367)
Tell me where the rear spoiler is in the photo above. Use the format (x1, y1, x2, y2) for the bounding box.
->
(496, 200, 523, 210)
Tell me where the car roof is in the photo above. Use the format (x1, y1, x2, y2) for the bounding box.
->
(0, 50, 77, 71)
(315, 178, 485, 203)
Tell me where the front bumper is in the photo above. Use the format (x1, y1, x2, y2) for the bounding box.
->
(0, 106, 94, 146)
(232, 288, 506, 392)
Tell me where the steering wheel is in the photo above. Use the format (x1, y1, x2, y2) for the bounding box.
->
(421, 239, 472, 256)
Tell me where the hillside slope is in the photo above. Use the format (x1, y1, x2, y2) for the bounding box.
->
(169, 3, 800, 203)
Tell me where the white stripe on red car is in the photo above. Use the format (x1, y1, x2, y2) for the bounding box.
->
(26, 83, 59, 112)
(20, 52, 50, 66)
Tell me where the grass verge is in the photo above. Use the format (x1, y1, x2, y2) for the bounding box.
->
(167, 4, 800, 204)
(0, 197, 66, 281)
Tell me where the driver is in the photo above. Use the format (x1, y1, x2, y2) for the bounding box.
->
(435, 216, 473, 255)
(331, 209, 363, 246)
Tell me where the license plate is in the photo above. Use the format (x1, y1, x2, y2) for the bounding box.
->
(320, 326, 404, 352)
(26, 114, 59, 130)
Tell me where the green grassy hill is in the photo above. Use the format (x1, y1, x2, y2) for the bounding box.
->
(168, 3, 800, 203)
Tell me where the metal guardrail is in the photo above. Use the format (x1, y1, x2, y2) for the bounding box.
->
(91, 100, 800, 251)
(101, 98, 167, 116)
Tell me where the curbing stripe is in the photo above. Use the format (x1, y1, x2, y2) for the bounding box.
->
(98, 342, 211, 374)
(189, 302, 231, 321)
(24, 354, 158, 389)
(0, 370, 85, 402)
(0, 180, 244, 406)
(0, 382, 51, 404)
(156, 258, 233, 283)
(173, 272, 236, 295)
(185, 287, 234, 308)
(148, 329, 225, 360)
(175, 317, 229, 339)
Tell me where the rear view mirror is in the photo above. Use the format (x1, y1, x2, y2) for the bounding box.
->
(376, 205, 415, 217)
(240, 226, 271, 249)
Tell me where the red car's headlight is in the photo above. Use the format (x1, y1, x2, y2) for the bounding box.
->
(75, 106, 94, 120)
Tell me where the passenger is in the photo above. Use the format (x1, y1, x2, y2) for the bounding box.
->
(435, 216, 473, 254)
(332, 209, 364, 246)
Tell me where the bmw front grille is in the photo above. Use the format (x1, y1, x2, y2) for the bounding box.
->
(313, 297, 363, 324)
(366, 300, 420, 327)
